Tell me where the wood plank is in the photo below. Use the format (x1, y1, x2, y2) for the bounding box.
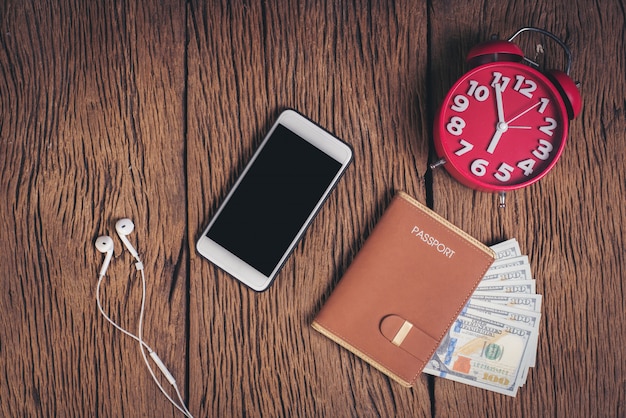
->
(186, 1, 432, 416)
(0, 1, 187, 416)
(428, 1, 625, 417)
(0, 0, 623, 416)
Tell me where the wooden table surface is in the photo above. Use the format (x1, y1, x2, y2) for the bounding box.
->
(1, 1, 624, 417)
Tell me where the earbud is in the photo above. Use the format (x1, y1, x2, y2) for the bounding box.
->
(95, 220, 192, 417)
(95, 235, 114, 277)
(115, 218, 140, 260)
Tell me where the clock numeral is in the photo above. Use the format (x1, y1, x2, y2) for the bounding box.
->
(467, 80, 490, 101)
(469, 157, 540, 182)
(451, 95, 470, 112)
(539, 117, 557, 137)
(470, 159, 489, 177)
(532, 139, 554, 161)
(446, 116, 466, 136)
(494, 163, 514, 182)
(513, 75, 537, 98)
(454, 139, 474, 156)
(517, 158, 536, 176)
(538, 98, 550, 114)
(491, 72, 511, 91)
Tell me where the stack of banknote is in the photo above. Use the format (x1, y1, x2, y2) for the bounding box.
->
(423, 238, 541, 397)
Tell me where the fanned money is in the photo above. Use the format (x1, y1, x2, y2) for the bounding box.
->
(424, 238, 541, 397)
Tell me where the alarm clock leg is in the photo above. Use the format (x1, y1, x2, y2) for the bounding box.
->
(430, 158, 447, 169)
(498, 192, 507, 208)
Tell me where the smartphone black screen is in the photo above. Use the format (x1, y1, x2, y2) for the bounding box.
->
(205, 124, 343, 276)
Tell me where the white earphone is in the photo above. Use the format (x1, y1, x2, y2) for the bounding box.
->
(95, 235, 114, 278)
(115, 218, 140, 260)
(95, 219, 193, 418)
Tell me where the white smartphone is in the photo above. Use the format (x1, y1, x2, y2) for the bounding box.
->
(196, 109, 353, 291)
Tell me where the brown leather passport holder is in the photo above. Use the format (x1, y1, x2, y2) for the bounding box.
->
(312, 191, 495, 387)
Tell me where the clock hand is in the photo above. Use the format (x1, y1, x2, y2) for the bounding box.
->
(494, 83, 506, 123)
(506, 101, 541, 125)
(486, 88, 533, 154)
(486, 83, 509, 154)
(486, 123, 507, 154)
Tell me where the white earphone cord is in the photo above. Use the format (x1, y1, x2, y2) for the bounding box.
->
(96, 266, 194, 418)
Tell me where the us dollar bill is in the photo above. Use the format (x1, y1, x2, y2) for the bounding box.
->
(481, 264, 533, 282)
(469, 293, 542, 312)
(424, 309, 535, 396)
(464, 300, 541, 367)
(474, 280, 536, 294)
(487, 256, 529, 273)
(465, 300, 541, 329)
(490, 239, 521, 260)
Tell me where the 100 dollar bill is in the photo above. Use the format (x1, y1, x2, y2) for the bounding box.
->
(423, 309, 535, 396)
(490, 239, 522, 260)
(465, 300, 541, 329)
(469, 293, 542, 312)
(487, 256, 529, 273)
(465, 300, 541, 367)
(481, 264, 533, 282)
(474, 280, 536, 294)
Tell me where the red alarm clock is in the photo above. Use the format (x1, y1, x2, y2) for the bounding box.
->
(432, 27, 582, 207)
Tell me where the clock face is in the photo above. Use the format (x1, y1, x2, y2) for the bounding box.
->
(434, 61, 569, 191)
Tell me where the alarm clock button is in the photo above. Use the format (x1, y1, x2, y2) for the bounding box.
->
(547, 70, 582, 119)
(466, 40, 524, 67)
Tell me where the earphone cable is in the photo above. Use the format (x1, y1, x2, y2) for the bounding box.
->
(96, 274, 151, 348)
(136, 267, 195, 418)
(96, 270, 194, 418)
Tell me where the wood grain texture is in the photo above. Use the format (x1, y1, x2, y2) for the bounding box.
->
(429, 1, 626, 417)
(0, 0, 624, 417)
(186, 1, 431, 416)
(0, 0, 188, 416)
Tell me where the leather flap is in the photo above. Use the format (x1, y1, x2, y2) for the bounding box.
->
(380, 314, 439, 363)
